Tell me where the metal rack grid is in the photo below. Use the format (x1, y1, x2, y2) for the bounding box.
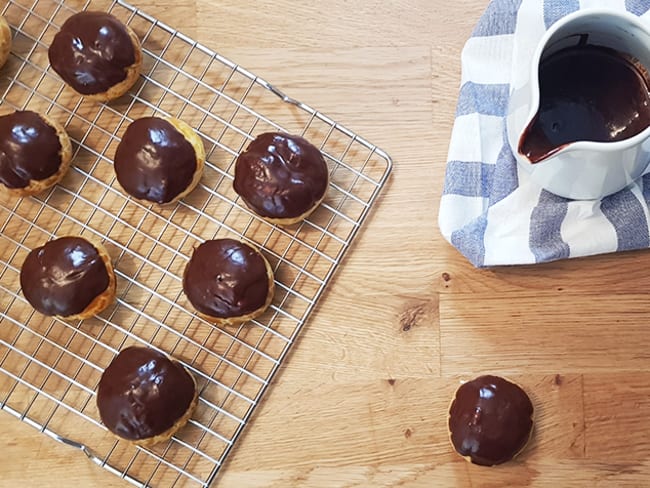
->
(0, 0, 392, 486)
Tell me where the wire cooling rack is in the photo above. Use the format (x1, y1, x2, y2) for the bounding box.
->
(0, 0, 391, 486)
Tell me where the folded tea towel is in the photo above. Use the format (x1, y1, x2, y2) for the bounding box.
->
(438, 0, 650, 267)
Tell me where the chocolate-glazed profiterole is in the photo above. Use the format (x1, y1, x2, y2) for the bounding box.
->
(448, 375, 534, 466)
(48, 11, 142, 101)
(20, 236, 116, 319)
(97, 346, 198, 447)
(234, 132, 329, 225)
(183, 239, 275, 325)
(0, 16, 11, 69)
(0, 110, 72, 197)
(114, 117, 205, 204)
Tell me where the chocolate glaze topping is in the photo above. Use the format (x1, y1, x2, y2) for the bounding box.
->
(48, 11, 136, 95)
(520, 44, 650, 163)
(114, 117, 197, 204)
(20, 237, 110, 317)
(97, 346, 195, 441)
(0, 110, 62, 189)
(183, 239, 270, 319)
(233, 132, 328, 219)
(448, 375, 533, 466)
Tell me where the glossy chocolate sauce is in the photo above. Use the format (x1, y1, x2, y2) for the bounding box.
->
(114, 117, 197, 204)
(520, 44, 650, 163)
(233, 132, 328, 219)
(183, 239, 270, 319)
(48, 11, 135, 95)
(97, 346, 196, 441)
(448, 375, 533, 466)
(20, 237, 110, 317)
(0, 110, 62, 189)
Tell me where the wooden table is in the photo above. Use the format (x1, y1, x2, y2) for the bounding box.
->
(2, 0, 650, 486)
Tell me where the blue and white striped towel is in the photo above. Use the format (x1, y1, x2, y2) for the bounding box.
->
(438, 0, 650, 267)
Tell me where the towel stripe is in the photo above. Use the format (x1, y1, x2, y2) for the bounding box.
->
(601, 189, 650, 251)
(642, 174, 650, 202)
(451, 215, 488, 267)
(456, 82, 510, 117)
(443, 161, 495, 198)
(544, 0, 580, 28)
(626, 0, 650, 15)
(472, 0, 523, 37)
(530, 191, 570, 262)
(489, 127, 519, 205)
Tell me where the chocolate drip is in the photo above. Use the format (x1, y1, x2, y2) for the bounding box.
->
(114, 117, 197, 204)
(233, 132, 328, 219)
(20, 237, 110, 317)
(97, 346, 195, 441)
(48, 11, 135, 95)
(520, 45, 650, 163)
(0, 111, 62, 189)
(448, 375, 533, 466)
(183, 239, 270, 319)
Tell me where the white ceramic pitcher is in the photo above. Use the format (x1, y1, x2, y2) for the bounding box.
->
(506, 9, 650, 200)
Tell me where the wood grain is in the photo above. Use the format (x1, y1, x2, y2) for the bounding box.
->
(2, 1, 649, 487)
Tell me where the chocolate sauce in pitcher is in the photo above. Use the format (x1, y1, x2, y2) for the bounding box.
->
(519, 43, 650, 163)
